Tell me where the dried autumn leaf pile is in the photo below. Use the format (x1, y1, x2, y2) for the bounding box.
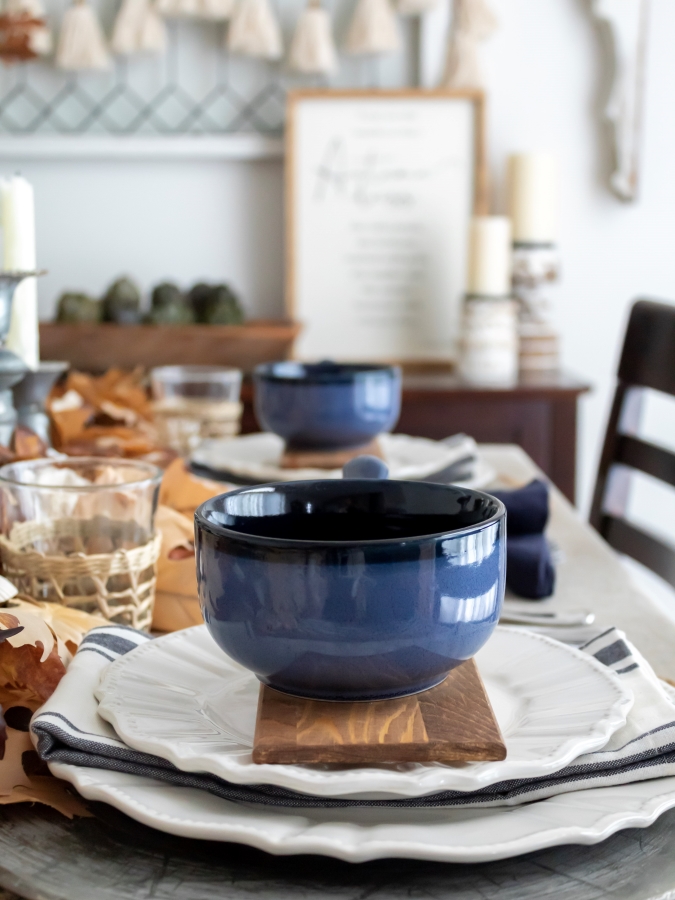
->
(0, 591, 106, 818)
(48, 368, 174, 465)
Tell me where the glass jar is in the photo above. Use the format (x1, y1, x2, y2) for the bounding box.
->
(150, 365, 243, 456)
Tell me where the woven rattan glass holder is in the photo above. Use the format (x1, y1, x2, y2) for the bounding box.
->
(0, 458, 162, 630)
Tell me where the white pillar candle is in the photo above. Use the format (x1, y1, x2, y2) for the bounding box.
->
(458, 297, 519, 386)
(507, 152, 558, 244)
(467, 216, 512, 296)
(1, 175, 39, 369)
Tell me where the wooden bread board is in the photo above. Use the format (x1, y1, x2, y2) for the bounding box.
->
(252, 659, 506, 765)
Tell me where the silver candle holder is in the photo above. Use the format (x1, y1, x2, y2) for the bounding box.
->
(0, 270, 54, 447)
(512, 243, 561, 375)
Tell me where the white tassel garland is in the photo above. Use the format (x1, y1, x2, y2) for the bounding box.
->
(56, 0, 111, 71)
(439, 0, 497, 89)
(227, 0, 283, 60)
(288, 0, 337, 75)
(344, 0, 400, 56)
(111, 0, 167, 54)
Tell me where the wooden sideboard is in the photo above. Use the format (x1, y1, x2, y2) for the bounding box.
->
(241, 372, 591, 503)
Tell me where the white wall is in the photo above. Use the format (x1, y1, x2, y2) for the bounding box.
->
(485, 0, 675, 514)
(16, 156, 285, 321)
(4, 0, 675, 511)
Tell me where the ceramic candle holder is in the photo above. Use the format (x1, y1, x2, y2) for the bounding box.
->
(253, 361, 402, 451)
(195, 469, 505, 701)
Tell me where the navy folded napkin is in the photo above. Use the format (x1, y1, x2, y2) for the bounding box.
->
(491, 480, 555, 600)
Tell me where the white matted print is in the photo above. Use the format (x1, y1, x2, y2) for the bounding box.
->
(286, 90, 486, 364)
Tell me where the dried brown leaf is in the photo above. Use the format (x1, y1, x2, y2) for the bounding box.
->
(4, 598, 106, 657)
(159, 458, 226, 517)
(50, 406, 95, 448)
(10, 425, 48, 461)
(0, 727, 30, 796)
(0, 726, 89, 817)
(0, 611, 55, 662)
(0, 777, 91, 818)
(0, 611, 67, 704)
(0, 444, 15, 465)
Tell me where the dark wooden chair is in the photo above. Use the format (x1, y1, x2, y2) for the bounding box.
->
(590, 299, 675, 588)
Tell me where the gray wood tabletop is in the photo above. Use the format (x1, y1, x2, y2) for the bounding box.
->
(2, 444, 675, 900)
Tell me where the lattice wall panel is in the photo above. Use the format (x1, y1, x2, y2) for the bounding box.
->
(0, 0, 419, 135)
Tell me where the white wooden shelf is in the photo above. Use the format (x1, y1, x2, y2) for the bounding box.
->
(0, 134, 285, 161)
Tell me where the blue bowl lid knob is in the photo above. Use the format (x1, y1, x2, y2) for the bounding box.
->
(342, 456, 389, 480)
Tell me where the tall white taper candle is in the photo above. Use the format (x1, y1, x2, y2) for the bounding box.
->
(1, 175, 39, 369)
(467, 216, 512, 296)
(507, 152, 557, 244)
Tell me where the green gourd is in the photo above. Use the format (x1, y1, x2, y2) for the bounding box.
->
(188, 282, 244, 325)
(56, 292, 102, 323)
(146, 282, 194, 324)
(102, 277, 142, 324)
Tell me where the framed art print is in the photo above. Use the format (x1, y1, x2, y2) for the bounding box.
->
(286, 89, 487, 364)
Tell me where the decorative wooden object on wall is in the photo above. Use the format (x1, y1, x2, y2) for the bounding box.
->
(590, 0, 650, 202)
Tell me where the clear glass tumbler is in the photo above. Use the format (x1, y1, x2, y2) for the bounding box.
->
(0, 457, 162, 628)
(150, 365, 243, 456)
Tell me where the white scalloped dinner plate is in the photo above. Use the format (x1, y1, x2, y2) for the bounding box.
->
(190, 432, 495, 487)
(51, 763, 675, 863)
(96, 626, 632, 800)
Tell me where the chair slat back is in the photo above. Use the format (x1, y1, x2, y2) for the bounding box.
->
(590, 300, 675, 589)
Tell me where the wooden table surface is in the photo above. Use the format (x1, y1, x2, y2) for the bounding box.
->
(2, 445, 675, 900)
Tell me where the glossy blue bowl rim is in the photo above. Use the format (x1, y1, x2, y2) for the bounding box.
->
(195, 481, 506, 550)
(253, 362, 401, 385)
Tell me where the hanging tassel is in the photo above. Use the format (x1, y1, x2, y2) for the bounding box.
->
(156, 0, 233, 20)
(454, 0, 497, 39)
(288, 0, 337, 75)
(397, 0, 438, 16)
(111, 0, 167, 54)
(155, 0, 200, 17)
(56, 0, 111, 70)
(439, 0, 497, 89)
(344, 0, 400, 56)
(441, 31, 482, 87)
(227, 0, 283, 60)
(198, 0, 236, 21)
(138, 2, 168, 48)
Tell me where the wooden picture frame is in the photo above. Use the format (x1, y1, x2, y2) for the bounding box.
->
(285, 88, 487, 365)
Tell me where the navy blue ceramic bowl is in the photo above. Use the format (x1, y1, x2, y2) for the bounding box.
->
(195, 480, 506, 701)
(253, 361, 402, 450)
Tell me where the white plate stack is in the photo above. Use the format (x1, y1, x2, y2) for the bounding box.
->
(35, 624, 675, 863)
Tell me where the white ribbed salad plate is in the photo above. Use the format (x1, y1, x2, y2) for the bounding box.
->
(51, 763, 675, 863)
(96, 626, 632, 799)
(190, 432, 495, 487)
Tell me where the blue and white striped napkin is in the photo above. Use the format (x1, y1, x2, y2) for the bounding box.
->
(32, 625, 675, 809)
